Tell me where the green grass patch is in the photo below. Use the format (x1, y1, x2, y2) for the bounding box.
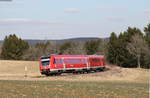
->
(0, 80, 149, 98)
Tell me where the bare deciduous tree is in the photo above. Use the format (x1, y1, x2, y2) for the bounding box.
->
(127, 34, 149, 68)
(0, 45, 2, 59)
(144, 23, 150, 35)
(44, 42, 60, 55)
(63, 42, 86, 55)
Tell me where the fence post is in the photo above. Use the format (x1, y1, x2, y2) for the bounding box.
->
(25, 66, 27, 77)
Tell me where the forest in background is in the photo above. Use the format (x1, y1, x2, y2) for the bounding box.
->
(0, 23, 150, 69)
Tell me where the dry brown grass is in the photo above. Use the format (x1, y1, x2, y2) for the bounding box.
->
(0, 60, 149, 98)
(0, 60, 40, 75)
(0, 60, 149, 83)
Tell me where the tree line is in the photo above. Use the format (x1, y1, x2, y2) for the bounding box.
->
(107, 25, 150, 69)
(0, 37, 105, 60)
(0, 23, 150, 68)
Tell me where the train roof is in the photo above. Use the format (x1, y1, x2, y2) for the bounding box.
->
(47, 55, 104, 58)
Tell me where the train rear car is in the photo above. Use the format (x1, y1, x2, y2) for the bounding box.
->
(88, 55, 105, 71)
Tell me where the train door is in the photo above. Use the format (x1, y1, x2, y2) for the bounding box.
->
(53, 57, 64, 70)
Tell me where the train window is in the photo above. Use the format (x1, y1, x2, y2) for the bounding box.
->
(54, 59, 63, 64)
(81, 59, 87, 64)
(41, 61, 50, 66)
(41, 58, 50, 67)
(41, 56, 50, 59)
(65, 59, 82, 64)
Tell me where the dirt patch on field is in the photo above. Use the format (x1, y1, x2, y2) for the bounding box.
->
(0, 60, 149, 83)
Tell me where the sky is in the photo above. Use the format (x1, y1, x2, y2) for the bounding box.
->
(0, 0, 150, 40)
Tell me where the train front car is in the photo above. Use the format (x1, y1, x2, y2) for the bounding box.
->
(39, 56, 51, 76)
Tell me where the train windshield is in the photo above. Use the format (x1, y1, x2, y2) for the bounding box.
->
(41, 56, 50, 67)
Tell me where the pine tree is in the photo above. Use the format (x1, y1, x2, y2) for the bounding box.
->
(107, 32, 119, 64)
(144, 23, 150, 35)
(144, 23, 150, 48)
(117, 27, 143, 67)
(84, 40, 101, 55)
(107, 27, 144, 68)
(1, 34, 29, 60)
(143, 23, 150, 68)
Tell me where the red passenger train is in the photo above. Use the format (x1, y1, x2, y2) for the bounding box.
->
(39, 55, 106, 76)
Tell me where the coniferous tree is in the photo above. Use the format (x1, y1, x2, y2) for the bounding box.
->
(143, 23, 150, 68)
(107, 32, 118, 64)
(144, 23, 150, 35)
(107, 27, 144, 68)
(144, 23, 150, 48)
(1, 34, 29, 60)
(117, 27, 143, 67)
(84, 40, 101, 55)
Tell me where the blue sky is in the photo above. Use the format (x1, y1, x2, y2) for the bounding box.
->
(0, 0, 150, 40)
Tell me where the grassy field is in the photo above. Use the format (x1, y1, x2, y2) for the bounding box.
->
(0, 60, 149, 98)
(0, 80, 149, 98)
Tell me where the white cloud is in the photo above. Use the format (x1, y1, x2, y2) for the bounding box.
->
(96, 6, 126, 11)
(0, 18, 31, 22)
(0, 1, 25, 7)
(64, 8, 80, 13)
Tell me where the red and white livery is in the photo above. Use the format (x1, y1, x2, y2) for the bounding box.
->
(39, 55, 106, 76)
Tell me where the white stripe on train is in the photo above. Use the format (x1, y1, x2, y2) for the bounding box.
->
(50, 66, 105, 71)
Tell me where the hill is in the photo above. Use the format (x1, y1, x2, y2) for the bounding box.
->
(0, 37, 108, 46)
